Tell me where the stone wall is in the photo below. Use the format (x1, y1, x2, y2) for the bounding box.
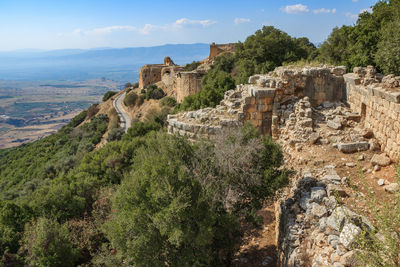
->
(138, 64, 164, 89)
(344, 66, 400, 161)
(168, 66, 348, 138)
(175, 65, 210, 103)
(208, 42, 236, 62)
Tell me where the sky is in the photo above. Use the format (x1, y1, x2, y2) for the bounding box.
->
(0, 0, 378, 51)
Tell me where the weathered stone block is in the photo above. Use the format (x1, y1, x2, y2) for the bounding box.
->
(337, 142, 369, 153)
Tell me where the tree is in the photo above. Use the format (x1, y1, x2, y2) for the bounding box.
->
(105, 132, 238, 266)
(234, 26, 316, 84)
(102, 91, 117, 102)
(20, 217, 80, 267)
(375, 16, 400, 75)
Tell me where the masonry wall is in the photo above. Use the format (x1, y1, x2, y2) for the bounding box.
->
(138, 64, 164, 89)
(176, 72, 204, 103)
(344, 72, 400, 161)
(208, 43, 236, 62)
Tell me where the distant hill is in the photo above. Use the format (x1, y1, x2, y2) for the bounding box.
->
(0, 43, 210, 82)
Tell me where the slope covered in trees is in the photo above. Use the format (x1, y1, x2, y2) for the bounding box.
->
(0, 101, 289, 266)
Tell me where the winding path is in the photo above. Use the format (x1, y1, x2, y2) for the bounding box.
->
(113, 92, 132, 133)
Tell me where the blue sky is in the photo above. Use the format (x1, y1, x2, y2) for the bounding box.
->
(0, 0, 378, 51)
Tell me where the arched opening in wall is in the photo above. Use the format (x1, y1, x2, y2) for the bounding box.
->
(361, 103, 367, 121)
(165, 70, 170, 75)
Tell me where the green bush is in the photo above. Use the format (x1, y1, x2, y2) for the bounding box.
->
(144, 107, 171, 126)
(144, 84, 165, 100)
(105, 132, 238, 266)
(125, 121, 161, 139)
(234, 26, 316, 84)
(102, 91, 117, 102)
(107, 128, 125, 142)
(69, 110, 87, 128)
(136, 95, 145, 106)
(0, 202, 32, 254)
(20, 217, 80, 267)
(183, 61, 201, 71)
(160, 97, 177, 107)
(123, 92, 138, 107)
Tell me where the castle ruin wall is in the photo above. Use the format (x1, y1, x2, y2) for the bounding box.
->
(344, 67, 400, 161)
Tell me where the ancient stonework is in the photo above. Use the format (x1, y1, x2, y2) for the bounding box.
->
(138, 56, 184, 89)
(168, 66, 347, 138)
(344, 66, 400, 161)
(206, 42, 236, 63)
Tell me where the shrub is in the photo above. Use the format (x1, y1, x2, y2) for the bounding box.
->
(160, 97, 177, 107)
(125, 121, 161, 139)
(136, 95, 145, 106)
(123, 92, 138, 107)
(20, 217, 80, 267)
(108, 108, 120, 130)
(144, 84, 165, 100)
(133, 82, 139, 89)
(124, 82, 132, 88)
(183, 61, 201, 71)
(69, 110, 87, 128)
(0, 202, 32, 254)
(144, 107, 170, 126)
(86, 104, 99, 119)
(102, 91, 117, 102)
(107, 128, 125, 142)
(105, 132, 238, 266)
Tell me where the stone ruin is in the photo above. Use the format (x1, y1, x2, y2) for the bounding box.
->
(138, 42, 235, 103)
(168, 66, 346, 139)
(168, 65, 400, 162)
(345, 66, 400, 160)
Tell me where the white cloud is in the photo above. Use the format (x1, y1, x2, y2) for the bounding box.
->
(346, 8, 372, 20)
(346, 12, 359, 19)
(313, 8, 336, 14)
(281, 4, 309, 14)
(352, 0, 359, 2)
(87, 25, 137, 35)
(360, 7, 372, 13)
(234, 18, 251, 25)
(173, 18, 216, 28)
(62, 18, 216, 37)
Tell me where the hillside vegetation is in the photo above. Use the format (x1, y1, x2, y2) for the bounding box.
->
(0, 96, 288, 266)
(1, 1, 399, 265)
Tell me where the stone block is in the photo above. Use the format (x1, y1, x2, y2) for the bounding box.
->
(337, 142, 369, 153)
(327, 120, 342, 130)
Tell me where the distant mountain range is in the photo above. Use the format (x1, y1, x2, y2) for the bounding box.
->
(0, 43, 210, 82)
